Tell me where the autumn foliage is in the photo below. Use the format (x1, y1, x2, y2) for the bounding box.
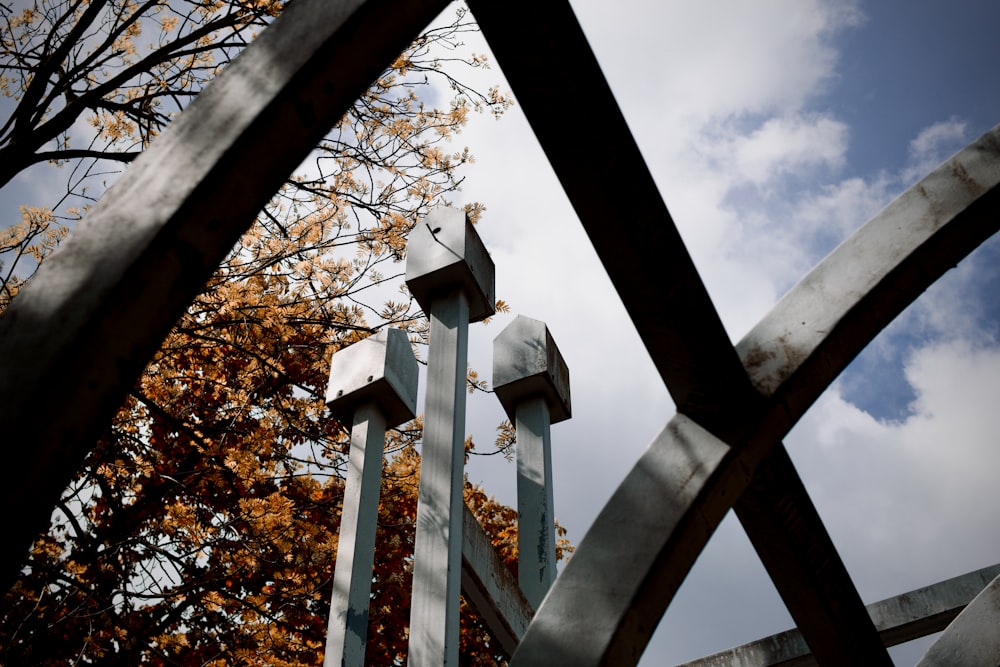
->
(0, 1, 570, 664)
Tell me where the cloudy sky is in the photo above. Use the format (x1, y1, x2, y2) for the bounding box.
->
(1, 0, 997, 664)
(440, 1, 1000, 664)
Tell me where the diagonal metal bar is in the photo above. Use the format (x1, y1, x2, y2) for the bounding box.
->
(733, 445, 890, 663)
(510, 126, 1000, 665)
(0, 0, 449, 591)
(468, 1, 886, 663)
(468, 0, 754, 426)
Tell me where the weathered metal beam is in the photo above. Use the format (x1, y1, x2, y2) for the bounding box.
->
(468, 0, 891, 663)
(468, 0, 755, 427)
(509, 127, 1000, 665)
(407, 289, 470, 667)
(735, 128, 1000, 418)
(677, 564, 1000, 667)
(460, 503, 534, 657)
(512, 413, 755, 666)
(917, 569, 1000, 666)
(733, 445, 890, 664)
(0, 0, 449, 590)
(513, 397, 557, 606)
(873, 565, 1000, 648)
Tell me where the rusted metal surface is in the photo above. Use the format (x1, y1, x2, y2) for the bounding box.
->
(0, 0, 449, 590)
(679, 565, 1000, 667)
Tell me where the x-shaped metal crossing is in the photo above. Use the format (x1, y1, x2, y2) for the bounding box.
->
(1, 1, 997, 664)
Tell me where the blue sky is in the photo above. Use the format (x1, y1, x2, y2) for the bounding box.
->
(1, 0, 997, 664)
(443, 1, 1000, 664)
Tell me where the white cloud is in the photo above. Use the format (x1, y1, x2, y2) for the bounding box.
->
(902, 117, 969, 185)
(788, 339, 1000, 599)
(574, 0, 863, 125)
(725, 113, 849, 185)
(429, 2, 998, 663)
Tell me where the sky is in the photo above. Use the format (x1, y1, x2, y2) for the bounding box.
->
(435, 1, 1000, 664)
(1, 0, 998, 665)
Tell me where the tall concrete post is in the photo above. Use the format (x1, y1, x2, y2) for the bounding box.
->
(323, 328, 418, 667)
(493, 315, 571, 607)
(404, 207, 495, 666)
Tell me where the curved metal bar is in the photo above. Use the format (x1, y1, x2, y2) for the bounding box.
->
(511, 414, 749, 666)
(510, 126, 1000, 665)
(917, 571, 1000, 667)
(0, 0, 448, 589)
(737, 124, 1000, 409)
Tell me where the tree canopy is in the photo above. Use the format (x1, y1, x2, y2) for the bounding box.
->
(0, 1, 568, 664)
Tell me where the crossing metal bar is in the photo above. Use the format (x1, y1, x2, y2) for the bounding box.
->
(405, 207, 495, 666)
(508, 126, 1000, 666)
(679, 564, 1000, 667)
(917, 570, 1000, 666)
(465, 4, 890, 663)
(323, 328, 418, 667)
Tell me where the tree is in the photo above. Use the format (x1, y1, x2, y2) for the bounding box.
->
(0, 1, 569, 664)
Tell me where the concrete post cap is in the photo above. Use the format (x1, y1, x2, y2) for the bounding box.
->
(493, 315, 571, 424)
(404, 206, 496, 323)
(326, 327, 418, 427)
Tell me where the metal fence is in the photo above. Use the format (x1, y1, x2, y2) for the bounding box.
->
(1, 0, 998, 665)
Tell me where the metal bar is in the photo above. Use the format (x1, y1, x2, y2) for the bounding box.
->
(324, 401, 388, 667)
(408, 289, 471, 667)
(460, 502, 534, 657)
(515, 396, 556, 607)
(511, 414, 749, 666)
(734, 445, 891, 665)
(0, 0, 449, 590)
(917, 570, 1000, 667)
(677, 564, 1000, 667)
(467, 0, 755, 428)
(468, 1, 888, 662)
(509, 127, 1000, 666)
(872, 565, 1000, 648)
(736, 126, 1000, 415)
